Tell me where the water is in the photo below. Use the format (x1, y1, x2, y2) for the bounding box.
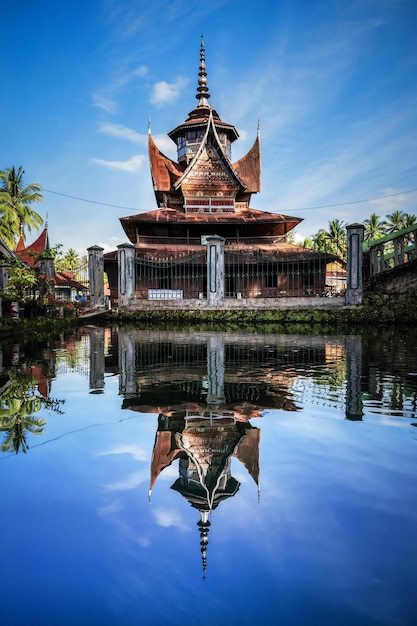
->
(1, 326, 416, 626)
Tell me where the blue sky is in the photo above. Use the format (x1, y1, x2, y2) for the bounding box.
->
(2, 0, 417, 254)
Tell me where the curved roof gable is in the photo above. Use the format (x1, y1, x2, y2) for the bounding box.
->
(14, 227, 50, 268)
(148, 133, 185, 192)
(233, 134, 261, 193)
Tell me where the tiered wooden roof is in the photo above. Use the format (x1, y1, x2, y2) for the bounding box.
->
(118, 37, 302, 245)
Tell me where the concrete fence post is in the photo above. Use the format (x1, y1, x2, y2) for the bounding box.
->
(346, 224, 365, 306)
(87, 245, 105, 309)
(207, 236, 225, 306)
(117, 243, 135, 307)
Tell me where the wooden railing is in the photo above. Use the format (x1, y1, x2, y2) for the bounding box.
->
(363, 224, 417, 276)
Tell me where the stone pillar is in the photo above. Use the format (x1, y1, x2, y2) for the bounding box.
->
(207, 236, 225, 306)
(345, 335, 363, 421)
(206, 334, 225, 406)
(118, 329, 136, 396)
(346, 224, 365, 306)
(87, 326, 105, 390)
(39, 255, 55, 281)
(87, 245, 105, 309)
(117, 243, 136, 308)
(39, 254, 56, 296)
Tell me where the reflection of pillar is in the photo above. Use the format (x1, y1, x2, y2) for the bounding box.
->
(346, 224, 365, 306)
(88, 327, 105, 390)
(0, 264, 8, 291)
(87, 245, 105, 309)
(345, 335, 363, 421)
(117, 243, 135, 307)
(118, 330, 136, 396)
(207, 236, 225, 306)
(206, 335, 225, 406)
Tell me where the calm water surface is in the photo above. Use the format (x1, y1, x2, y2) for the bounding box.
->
(1, 326, 416, 626)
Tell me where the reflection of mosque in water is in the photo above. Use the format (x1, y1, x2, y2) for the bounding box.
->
(86, 328, 363, 576)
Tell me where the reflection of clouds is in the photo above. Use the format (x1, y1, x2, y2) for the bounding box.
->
(152, 507, 189, 530)
(96, 444, 148, 461)
(97, 500, 122, 515)
(104, 470, 148, 491)
(157, 465, 178, 481)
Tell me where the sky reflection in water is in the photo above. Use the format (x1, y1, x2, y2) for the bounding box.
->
(0, 326, 416, 626)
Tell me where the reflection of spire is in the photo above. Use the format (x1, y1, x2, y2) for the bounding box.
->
(196, 35, 210, 107)
(197, 510, 211, 580)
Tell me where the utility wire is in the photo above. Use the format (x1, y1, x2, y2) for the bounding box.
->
(42, 188, 136, 211)
(295, 187, 417, 211)
(42, 186, 417, 212)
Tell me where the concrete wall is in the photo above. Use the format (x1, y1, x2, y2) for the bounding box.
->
(365, 258, 417, 294)
(120, 295, 346, 312)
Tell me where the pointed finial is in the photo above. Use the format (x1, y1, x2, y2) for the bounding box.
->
(257, 119, 261, 138)
(196, 35, 210, 107)
(45, 212, 48, 228)
(197, 510, 211, 580)
(148, 116, 151, 134)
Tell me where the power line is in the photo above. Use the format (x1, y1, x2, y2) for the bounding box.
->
(42, 186, 417, 212)
(42, 188, 136, 211)
(295, 187, 417, 211)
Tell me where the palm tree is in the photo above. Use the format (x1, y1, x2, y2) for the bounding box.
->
(0, 166, 43, 247)
(0, 394, 46, 454)
(64, 248, 80, 272)
(384, 210, 406, 234)
(0, 415, 47, 454)
(312, 229, 332, 253)
(325, 219, 347, 260)
(403, 213, 417, 228)
(363, 213, 386, 242)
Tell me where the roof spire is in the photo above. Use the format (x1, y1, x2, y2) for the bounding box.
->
(196, 35, 210, 107)
(197, 510, 211, 580)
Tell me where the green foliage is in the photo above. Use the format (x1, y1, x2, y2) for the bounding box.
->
(0, 372, 64, 454)
(6, 261, 37, 299)
(303, 211, 417, 255)
(0, 166, 43, 247)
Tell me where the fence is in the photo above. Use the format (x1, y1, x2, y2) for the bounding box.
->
(73, 259, 89, 286)
(133, 246, 340, 300)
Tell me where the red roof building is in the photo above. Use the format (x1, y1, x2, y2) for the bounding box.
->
(104, 38, 337, 303)
(14, 227, 50, 268)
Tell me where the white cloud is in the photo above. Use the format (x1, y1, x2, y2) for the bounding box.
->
(133, 65, 149, 77)
(97, 239, 125, 254)
(98, 122, 147, 145)
(92, 93, 118, 114)
(150, 77, 189, 107)
(104, 470, 148, 491)
(90, 155, 146, 172)
(152, 507, 187, 529)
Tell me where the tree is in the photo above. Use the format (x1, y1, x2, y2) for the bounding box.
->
(363, 213, 386, 242)
(403, 213, 417, 228)
(312, 229, 332, 253)
(325, 219, 347, 260)
(0, 166, 43, 247)
(0, 374, 63, 454)
(64, 248, 80, 272)
(6, 260, 38, 300)
(384, 210, 406, 234)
